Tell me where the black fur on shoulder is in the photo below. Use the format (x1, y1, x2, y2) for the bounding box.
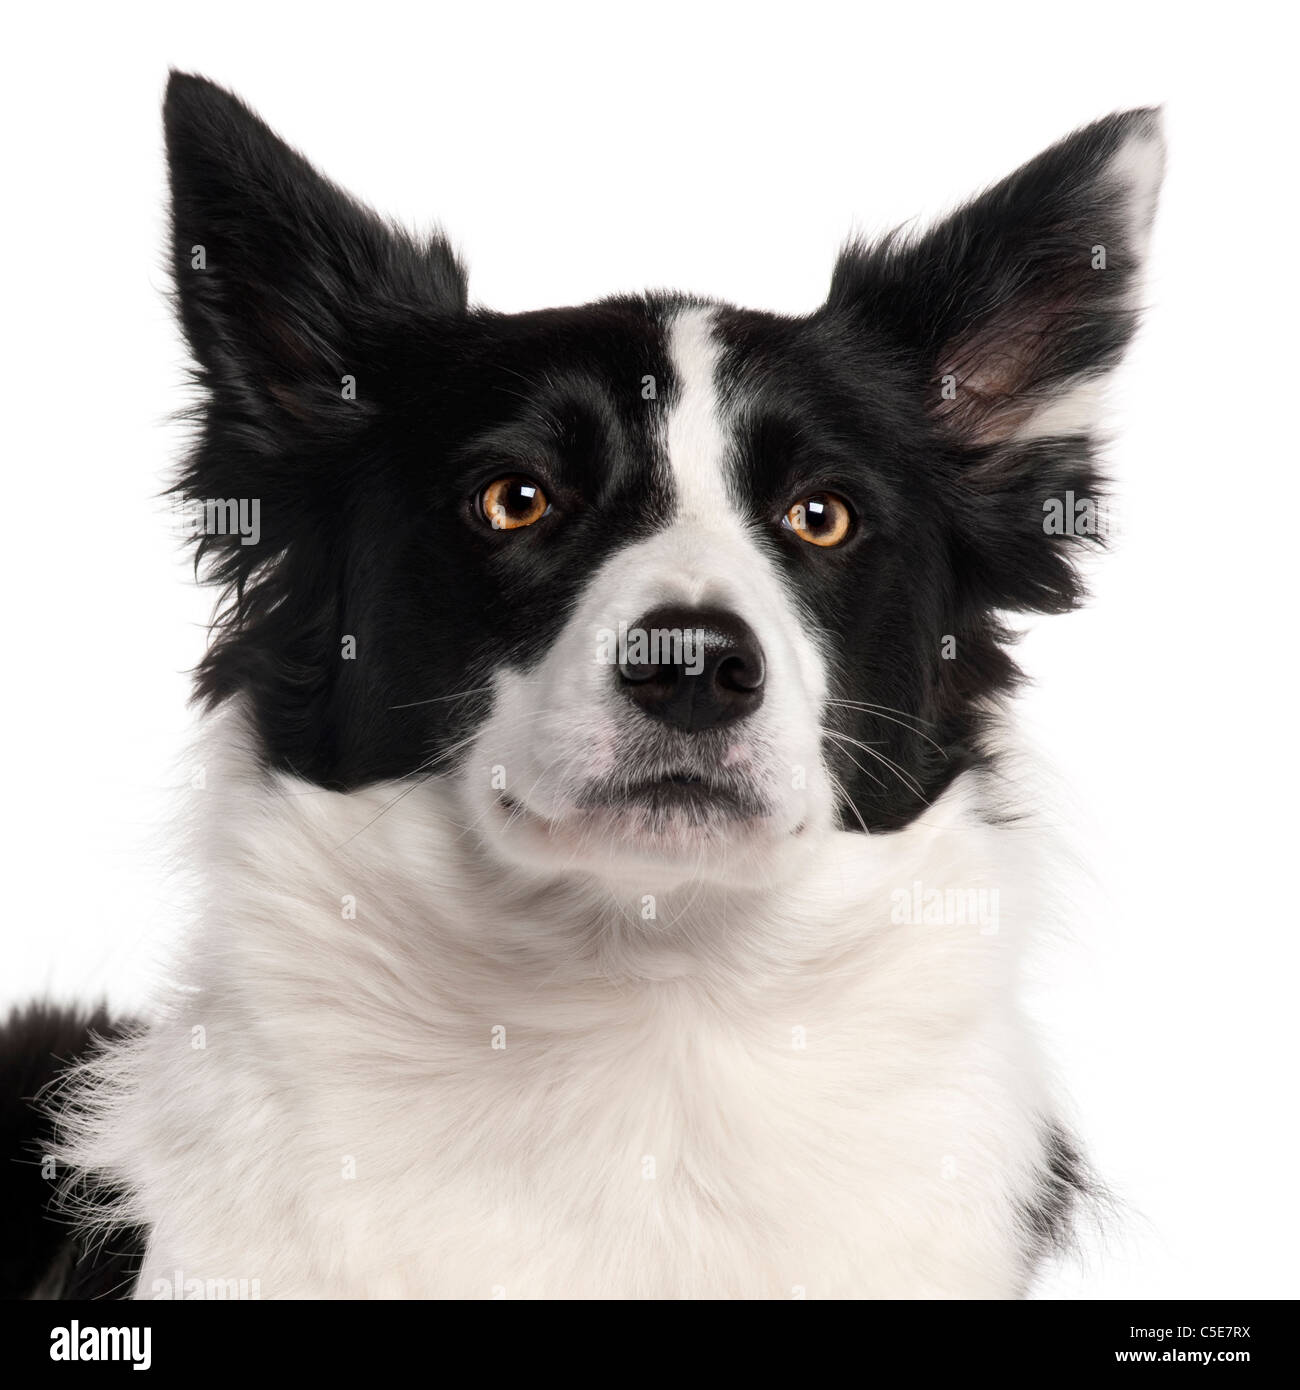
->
(0, 1003, 145, 1299)
(1020, 1122, 1104, 1283)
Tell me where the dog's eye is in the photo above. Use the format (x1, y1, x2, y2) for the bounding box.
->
(782, 493, 852, 548)
(478, 476, 550, 531)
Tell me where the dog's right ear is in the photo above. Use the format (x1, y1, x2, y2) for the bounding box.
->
(164, 71, 467, 454)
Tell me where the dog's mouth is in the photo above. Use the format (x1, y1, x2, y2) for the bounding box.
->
(496, 768, 773, 851)
(575, 771, 766, 823)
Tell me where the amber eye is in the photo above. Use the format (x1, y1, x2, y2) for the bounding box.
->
(479, 475, 550, 530)
(783, 492, 852, 548)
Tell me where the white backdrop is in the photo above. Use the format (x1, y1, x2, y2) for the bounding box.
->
(3, 0, 1296, 1299)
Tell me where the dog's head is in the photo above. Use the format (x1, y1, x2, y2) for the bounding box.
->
(166, 74, 1161, 888)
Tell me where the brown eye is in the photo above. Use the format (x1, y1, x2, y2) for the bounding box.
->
(479, 475, 549, 530)
(783, 492, 852, 548)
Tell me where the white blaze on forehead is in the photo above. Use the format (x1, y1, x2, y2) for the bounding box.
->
(664, 305, 734, 521)
(652, 304, 829, 708)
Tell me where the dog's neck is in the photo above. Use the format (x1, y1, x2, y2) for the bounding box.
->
(190, 706, 1012, 972)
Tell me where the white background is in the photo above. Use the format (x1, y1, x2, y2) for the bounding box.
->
(3, 1, 1296, 1299)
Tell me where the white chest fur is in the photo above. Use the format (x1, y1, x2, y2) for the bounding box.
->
(67, 727, 1064, 1300)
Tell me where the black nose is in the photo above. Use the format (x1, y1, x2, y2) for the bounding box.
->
(616, 607, 765, 732)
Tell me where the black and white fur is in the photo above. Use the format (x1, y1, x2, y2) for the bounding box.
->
(4, 75, 1162, 1299)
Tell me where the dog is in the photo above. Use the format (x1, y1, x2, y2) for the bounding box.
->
(3, 74, 1162, 1299)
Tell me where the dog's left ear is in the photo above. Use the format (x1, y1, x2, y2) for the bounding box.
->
(830, 109, 1163, 448)
(827, 109, 1164, 609)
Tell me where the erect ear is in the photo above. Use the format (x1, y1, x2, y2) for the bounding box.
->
(827, 109, 1163, 614)
(829, 109, 1163, 450)
(164, 71, 467, 450)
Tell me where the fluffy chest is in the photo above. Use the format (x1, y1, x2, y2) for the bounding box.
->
(107, 764, 1053, 1298)
(133, 930, 1038, 1299)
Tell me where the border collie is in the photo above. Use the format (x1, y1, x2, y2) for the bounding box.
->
(3, 75, 1162, 1299)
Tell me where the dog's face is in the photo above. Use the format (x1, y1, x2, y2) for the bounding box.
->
(166, 75, 1161, 887)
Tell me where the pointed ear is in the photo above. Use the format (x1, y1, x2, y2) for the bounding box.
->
(828, 108, 1164, 450)
(164, 71, 467, 450)
(827, 110, 1162, 616)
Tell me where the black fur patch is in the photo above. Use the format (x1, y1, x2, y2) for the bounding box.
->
(0, 1003, 145, 1299)
(1020, 1122, 1097, 1280)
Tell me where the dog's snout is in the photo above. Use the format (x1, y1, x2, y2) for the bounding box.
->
(617, 606, 766, 732)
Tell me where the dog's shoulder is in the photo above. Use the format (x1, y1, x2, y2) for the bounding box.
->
(0, 1001, 146, 1299)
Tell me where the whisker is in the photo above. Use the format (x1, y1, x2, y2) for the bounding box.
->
(826, 769, 871, 836)
(823, 700, 948, 756)
(823, 697, 939, 729)
(823, 728, 929, 803)
(823, 741, 887, 791)
(330, 734, 478, 849)
(389, 686, 493, 711)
